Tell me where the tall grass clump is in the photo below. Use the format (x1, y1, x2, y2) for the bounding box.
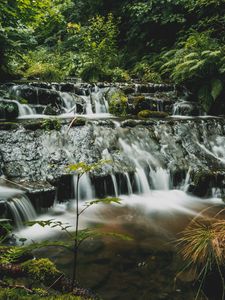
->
(177, 209, 225, 300)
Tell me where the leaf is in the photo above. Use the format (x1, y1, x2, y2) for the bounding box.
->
(66, 160, 112, 175)
(87, 197, 121, 206)
(211, 78, 223, 100)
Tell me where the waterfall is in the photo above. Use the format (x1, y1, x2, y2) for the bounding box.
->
(0, 186, 36, 229)
(73, 174, 94, 201)
(7, 195, 36, 229)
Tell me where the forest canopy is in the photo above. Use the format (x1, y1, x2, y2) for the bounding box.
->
(0, 0, 224, 112)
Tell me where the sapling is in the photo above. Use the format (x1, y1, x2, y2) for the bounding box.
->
(25, 160, 131, 292)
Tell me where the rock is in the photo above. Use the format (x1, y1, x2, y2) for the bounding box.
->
(10, 85, 63, 106)
(43, 104, 62, 115)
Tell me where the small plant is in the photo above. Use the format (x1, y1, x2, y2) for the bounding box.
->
(177, 209, 225, 300)
(41, 118, 62, 131)
(25, 160, 131, 293)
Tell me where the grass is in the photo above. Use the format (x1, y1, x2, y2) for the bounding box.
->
(177, 208, 225, 300)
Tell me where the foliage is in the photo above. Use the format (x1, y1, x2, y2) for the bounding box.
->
(177, 209, 225, 299)
(159, 32, 225, 112)
(14, 48, 73, 81)
(110, 67, 130, 82)
(132, 61, 162, 83)
(108, 90, 128, 116)
(41, 118, 62, 131)
(66, 14, 119, 80)
(80, 63, 109, 83)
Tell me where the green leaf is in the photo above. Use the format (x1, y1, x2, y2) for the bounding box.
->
(211, 78, 223, 100)
(87, 197, 121, 206)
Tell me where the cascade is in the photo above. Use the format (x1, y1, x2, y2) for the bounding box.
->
(0, 186, 36, 229)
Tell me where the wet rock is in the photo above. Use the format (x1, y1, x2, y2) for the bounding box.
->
(43, 103, 62, 115)
(10, 85, 63, 106)
(173, 101, 200, 116)
(189, 169, 225, 197)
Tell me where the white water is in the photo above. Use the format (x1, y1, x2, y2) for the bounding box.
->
(16, 190, 223, 241)
(0, 186, 36, 229)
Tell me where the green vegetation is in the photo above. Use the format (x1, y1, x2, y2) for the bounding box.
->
(41, 118, 62, 131)
(1, 0, 224, 114)
(21, 258, 60, 282)
(0, 289, 86, 300)
(177, 210, 225, 299)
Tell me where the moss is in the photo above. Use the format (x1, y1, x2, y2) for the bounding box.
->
(138, 110, 168, 118)
(41, 118, 62, 131)
(21, 258, 60, 282)
(0, 289, 87, 300)
(108, 90, 128, 116)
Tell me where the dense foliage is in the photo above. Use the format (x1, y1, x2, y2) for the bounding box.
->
(0, 0, 224, 112)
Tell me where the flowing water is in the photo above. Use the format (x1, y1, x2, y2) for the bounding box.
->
(0, 81, 225, 299)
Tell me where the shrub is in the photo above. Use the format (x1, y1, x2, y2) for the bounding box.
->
(21, 258, 60, 282)
(68, 14, 119, 78)
(110, 67, 130, 82)
(24, 63, 63, 81)
(132, 61, 162, 83)
(138, 110, 168, 118)
(80, 63, 110, 82)
(16, 48, 74, 82)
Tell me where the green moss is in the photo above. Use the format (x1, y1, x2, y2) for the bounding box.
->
(41, 118, 62, 131)
(21, 258, 60, 282)
(0, 289, 87, 300)
(108, 90, 128, 116)
(138, 110, 168, 118)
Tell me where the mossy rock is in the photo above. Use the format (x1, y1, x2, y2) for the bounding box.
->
(107, 90, 128, 116)
(0, 100, 19, 120)
(70, 117, 86, 127)
(138, 110, 168, 119)
(21, 258, 61, 283)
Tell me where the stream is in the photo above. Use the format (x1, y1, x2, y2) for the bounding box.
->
(0, 81, 224, 299)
